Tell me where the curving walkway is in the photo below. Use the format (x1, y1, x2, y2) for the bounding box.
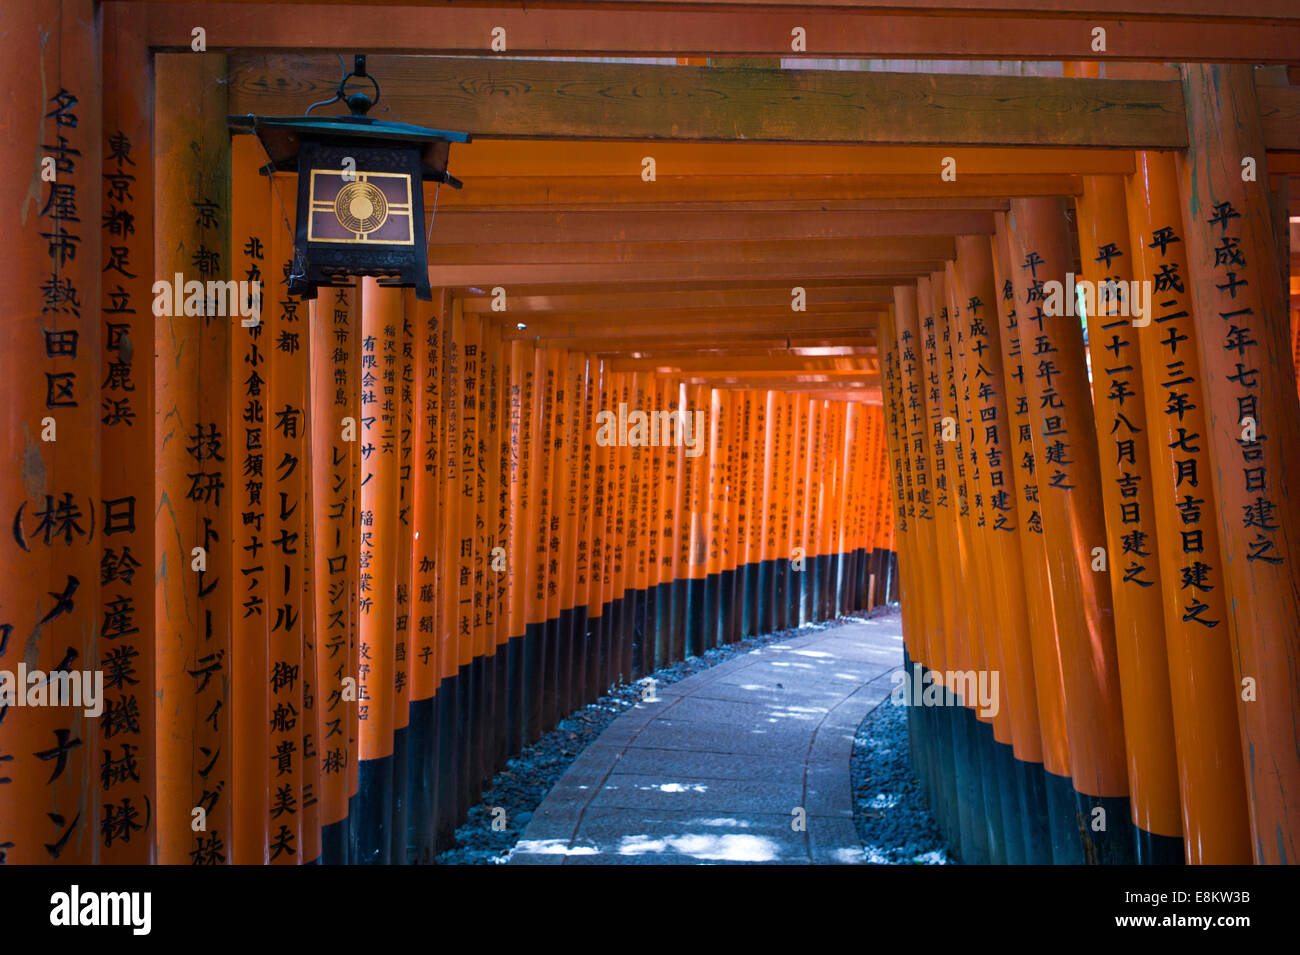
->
(510, 611, 904, 865)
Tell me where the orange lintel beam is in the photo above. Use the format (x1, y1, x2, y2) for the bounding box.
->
(139, 2, 1300, 61)
(580, 336, 877, 354)
(463, 285, 896, 314)
(437, 143, 1139, 178)
(424, 236, 956, 267)
(503, 318, 878, 342)
(435, 176, 1083, 208)
(430, 264, 934, 287)
(427, 210, 996, 245)
(229, 57, 1300, 151)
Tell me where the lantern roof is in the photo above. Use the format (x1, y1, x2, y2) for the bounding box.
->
(228, 113, 471, 188)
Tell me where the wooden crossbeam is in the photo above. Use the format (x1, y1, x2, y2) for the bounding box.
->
(228, 56, 1300, 149)
(432, 142, 1137, 176)
(464, 285, 895, 313)
(429, 236, 955, 266)
(428, 210, 996, 246)
(501, 306, 881, 327)
(503, 313, 877, 340)
(433, 176, 1084, 207)
(608, 355, 876, 372)
(137, 2, 1300, 62)
(572, 333, 877, 352)
(429, 263, 937, 285)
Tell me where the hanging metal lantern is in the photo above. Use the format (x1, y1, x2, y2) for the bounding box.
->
(229, 55, 469, 301)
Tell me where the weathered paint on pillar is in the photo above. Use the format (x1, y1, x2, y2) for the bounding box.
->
(1074, 175, 1185, 855)
(1126, 149, 1254, 864)
(1004, 199, 1133, 857)
(99, 2, 155, 864)
(154, 52, 231, 866)
(1177, 63, 1300, 865)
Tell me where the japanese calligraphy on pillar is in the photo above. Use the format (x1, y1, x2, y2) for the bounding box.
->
(99, 60, 155, 860)
(266, 227, 305, 863)
(313, 286, 358, 832)
(2, 19, 102, 860)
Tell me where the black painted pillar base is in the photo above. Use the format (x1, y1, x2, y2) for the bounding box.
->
(506, 634, 524, 755)
(541, 616, 558, 733)
(321, 814, 349, 865)
(406, 694, 437, 864)
(391, 722, 410, 864)
(650, 582, 670, 669)
(493, 648, 510, 775)
(1044, 770, 1084, 864)
(434, 676, 458, 852)
(994, 739, 1025, 865)
(1017, 757, 1053, 865)
(457, 661, 474, 822)
(556, 607, 574, 720)
(1074, 792, 1137, 865)
(954, 704, 988, 864)
(1136, 826, 1186, 865)
(354, 754, 394, 865)
(524, 620, 544, 744)
(633, 587, 650, 678)
(684, 576, 707, 658)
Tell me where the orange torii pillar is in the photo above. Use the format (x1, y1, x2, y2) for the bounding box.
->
(657, 378, 684, 665)
(869, 400, 896, 608)
(504, 339, 528, 752)
(155, 53, 233, 866)
(989, 226, 1077, 865)
(229, 136, 272, 865)
(266, 187, 308, 867)
(407, 291, 445, 861)
(493, 337, 517, 754)
(953, 234, 1054, 865)
(354, 279, 402, 863)
(702, 388, 729, 648)
(539, 350, 564, 730)
(556, 352, 586, 713)
(435, 298, 465, 843)
(1125, 150, 1254, 864)
(1074, 176, 1186, 863)
(573, 354, 598, 698)
(0, 0, 101, 866)
(389, 297, 416, 860)
(101, 4, 156, 864)
(890, 287, 956, 850)
(880, 306, 944, 846)
(585, 361, 612, 687)
(311, 285, 361, 864)
(1004, 200, 1135, 864)
(720, 387, 744, 644)
(934, 269, 1000, 864)
(787, 396, 811, 627)
(1177, 63, 1300, 864)
(939, 263, 1014, 864)
(910, 279, 963, 852)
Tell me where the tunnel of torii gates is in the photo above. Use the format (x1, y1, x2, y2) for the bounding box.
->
(2, 0, 1300, 869)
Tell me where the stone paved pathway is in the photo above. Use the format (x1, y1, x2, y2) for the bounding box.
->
(510, 612, 904, 864)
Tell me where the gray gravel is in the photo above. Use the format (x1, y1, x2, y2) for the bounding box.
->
(850, 691, 952, 864)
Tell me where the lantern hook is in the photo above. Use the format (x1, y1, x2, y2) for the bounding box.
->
(305, 54, 382, 117)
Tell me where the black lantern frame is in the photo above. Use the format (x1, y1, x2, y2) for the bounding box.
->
(229, 56, 470, 301)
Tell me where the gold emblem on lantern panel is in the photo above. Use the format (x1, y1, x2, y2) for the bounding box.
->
(307, 170, 415, 245)
(334, 181, 388, 235)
